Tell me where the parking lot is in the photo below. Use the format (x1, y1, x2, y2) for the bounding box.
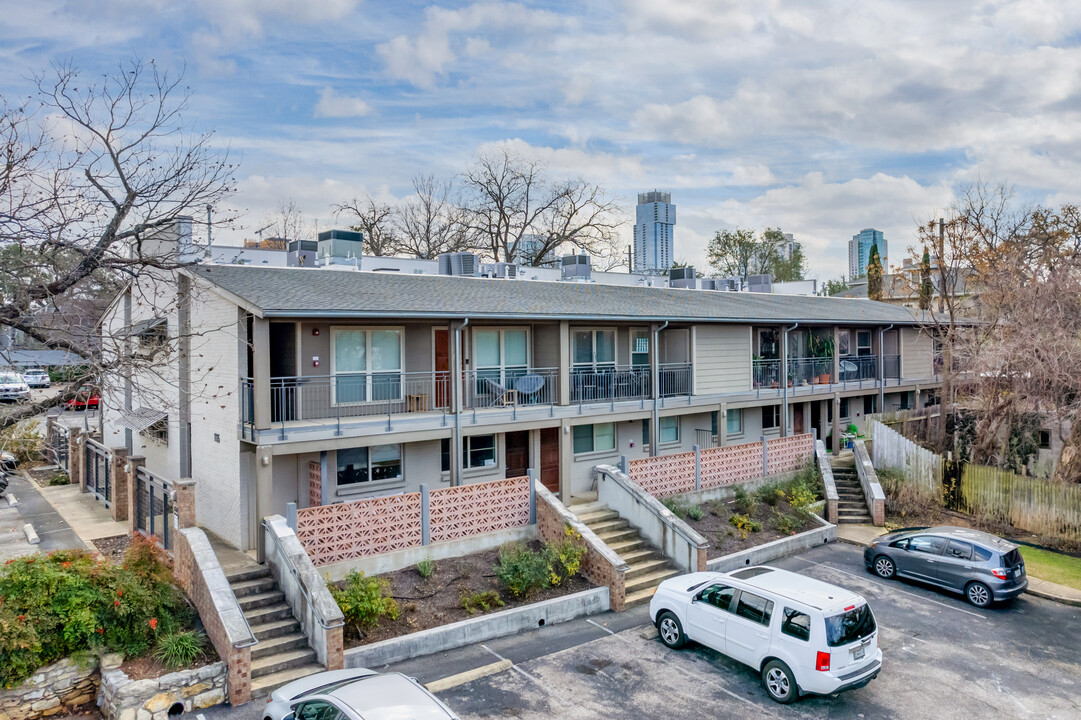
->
(411, 543, 1081, 719)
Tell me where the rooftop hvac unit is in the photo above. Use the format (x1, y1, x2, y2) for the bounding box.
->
(747, 274, 773, 293)
(724, 276, 743, 292)
(699, 278, 719, 290)
(669, 266, 696, 289)
(481, 262, 518, 279)
(560, 254, 591, 280)
(438, 252, 479, 276)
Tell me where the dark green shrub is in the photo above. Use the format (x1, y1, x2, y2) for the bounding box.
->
(330, 571, 399, 638)
(756, 483, 784, 506)
(685, 504, 705, 521)
(661, 497, 687, 517)
(545, 529, 586, 586)
(496, 543, 550, 598)
(415, 558, 435, 578)
(154, 630, 206, 669)
(460, 590, 503, 615)
(47, 472, 70, 486)
(733, 487, 758, 515)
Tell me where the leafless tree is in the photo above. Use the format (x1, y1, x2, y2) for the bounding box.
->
(0, 57, 235, 429)
(261, 198, 312, 242)
(395, 175, 472, 259)
(334, 195, 398, 256)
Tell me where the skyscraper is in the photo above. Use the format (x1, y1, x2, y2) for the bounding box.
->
(848, 228, 887, 279)
(633, 190, 675, 273)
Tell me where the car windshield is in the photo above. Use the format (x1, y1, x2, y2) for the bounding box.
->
(0, 373, 23, 383)
(825, 604, 876, 647)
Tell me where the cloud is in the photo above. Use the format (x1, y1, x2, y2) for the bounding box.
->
(314, 87, 371, 118)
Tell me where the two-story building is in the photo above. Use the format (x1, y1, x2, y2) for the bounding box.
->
(99, 258, 940, 552)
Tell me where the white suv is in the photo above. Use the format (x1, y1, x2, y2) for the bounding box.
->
(649, 566, 882, 703)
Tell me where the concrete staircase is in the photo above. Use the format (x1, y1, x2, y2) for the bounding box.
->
(570, 493, 680, 608)
(831, 463, 873, 524)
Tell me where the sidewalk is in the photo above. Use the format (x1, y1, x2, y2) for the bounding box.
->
(23, 469, 127, 551)
(7, 470, 86, 553)
(835, 522, 1081, 608)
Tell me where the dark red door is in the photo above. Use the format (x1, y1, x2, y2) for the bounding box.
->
(794, 405, 804, 434)
(434, 329, 449, 408)
(540, 427, 560, 493)
(505, 431, 529, 478)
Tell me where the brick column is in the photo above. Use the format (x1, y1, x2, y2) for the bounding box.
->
(109, 447, 129, 523)
(174, 478, 196, 530)
(70, 428, 86, 492)
(127, 456, 145, 536)
(227, 647, 252, 706)
(325, 626, 344, 671)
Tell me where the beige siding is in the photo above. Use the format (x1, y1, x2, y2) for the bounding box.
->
(533, 324, 560, 369)
(901, 327, 933, 377)
(695, 325, 752, 393)
(404, 324, 433, 373)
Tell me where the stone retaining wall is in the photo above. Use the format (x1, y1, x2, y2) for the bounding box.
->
(98, 656, 227, 720)
(0, 657, 99, 720)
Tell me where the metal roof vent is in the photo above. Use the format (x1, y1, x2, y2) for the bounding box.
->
(481, 262, 518, 279)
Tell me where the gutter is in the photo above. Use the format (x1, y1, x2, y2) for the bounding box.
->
(782, 323, 798, 436)
(651, 321, 669, 453)
(453, 317, 469, 486)
(879, 324, 894, 412)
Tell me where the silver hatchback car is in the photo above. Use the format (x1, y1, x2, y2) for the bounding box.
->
(863, 526, 1027, 607)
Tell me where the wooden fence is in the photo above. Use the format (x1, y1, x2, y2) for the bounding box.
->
(960, 465, 1081, 542)
(869, 420, 943, 494)
(866, 405, 946, 445)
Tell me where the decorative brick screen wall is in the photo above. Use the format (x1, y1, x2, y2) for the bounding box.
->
(766, 434, 814, 475)
(308, 461, 322, 508)
(296, 493, 423, 566)
(699, 441, 765, 489)
(429, 476, 530, 543)
(628, 453, 696, 497)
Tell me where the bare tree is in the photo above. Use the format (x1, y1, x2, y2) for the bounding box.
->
(0, 57, 234, 428)
(395, 175, 472, 259)
(261, 198, 312, 242)
(334, 195, 398, 256)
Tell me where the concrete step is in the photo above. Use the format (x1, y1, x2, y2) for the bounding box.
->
(251, 648, 318, 679)
(575, 509, 619, 525)
(838, 507, 872, 516)
(239, 590, 286, 611)
(626, 556, 672, 581)
(620, 548, 658, 564)
(250, 618, 302, 641)
(625, 568, 681, 595)
(838, 517, 873, 524)
(586, 518, 630, 534)
(250, 664, 324, 699)
(224, 565, 271, 583)
(569, 491, 599, 505)
(625, 587, 661, 608)
(606, 537, 647, 555)
(229, 577, 277, 598)
(244, 602, 295, 626)
(595, 525, 640, 542)
(251, 633, 310, 660)
(837, 500, 868, 508)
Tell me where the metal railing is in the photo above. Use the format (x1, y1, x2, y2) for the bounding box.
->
(268, 370, 450, 424)
(659, 363, 692, 397)
(839, 354, 878, 381)
(883, 354, 901, 379)
(264, 518, 344, 632)
(240, 376, 255, 439)
(752, 359, 781, 388)
(695, 428, 718, 449)
(463, 367, 558, 409)
(85, 437, 111, 507)
(135, 466, 174, 552)
(570, 365, 651, 403)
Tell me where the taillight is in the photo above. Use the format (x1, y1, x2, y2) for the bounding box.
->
(991, 568, 1008, 581)
(816, 651, 831, 672)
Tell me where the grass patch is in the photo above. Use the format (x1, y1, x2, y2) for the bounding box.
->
(1019, 546, 1081, 591)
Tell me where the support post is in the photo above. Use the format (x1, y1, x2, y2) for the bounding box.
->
(420, 484, 431, 545)
(255, 445, 274, 562)
(127, 456, 145, 536)
(693, 445, 701, 491)
(618, 455, 628, 474)
(71, 428, 86, 492)
(174, 478, 196, 530)
(286, 501, 297, 532)
(832, 395, 841, 456)
(252, 317, 272, 431)
(527, 469, 537, 525)
(109, 446, 130, 522)
(761, 435, 768, 477)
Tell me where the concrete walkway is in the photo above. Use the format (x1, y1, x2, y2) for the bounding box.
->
(0, 495, 38, 561)
(6, 471, 87, 554)
(835, 522, 1081, 608)
(35, 476, 128, 548)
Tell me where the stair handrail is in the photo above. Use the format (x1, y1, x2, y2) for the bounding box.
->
(263, 517, 345, 632)
(815, 440, 839, 524)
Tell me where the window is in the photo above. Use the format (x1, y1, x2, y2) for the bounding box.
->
(758, 329, 779, 359)
(734, 592, 774, 626)
(332, 327, 403, 403)
(781, 608, 811, 641)
(337, 444, 402, 486)
(711, 411, 718, 438)
(464, 434, 496, 468)
(474, 328, 529, 387)
(726, 408, 743, 436)
(909, 535, 946, 555)
(631, 330, 650, 367)
(825, 604, 876, 647)
(137, 318, 168, 353)
(857, 330, 872, 356)
(572, 329, 615, 369)
(762, 405, 780, 430)
(660, 416, 679, 444)
(1039, 430, 1051, 449)
(294, 701, 342, 720)
(945, 539, 972, 560)
(972, 545, 993, 562)
(573, 423, 616, 454)
(837, 329, 850, 356)
(699, 584, 736, 611)
(839, 398, 850, 419)
(642, 419, 650, 447)
(440, 438, 450, 473)
(144, 418, 168, 445)
(864, 395, 876, 415)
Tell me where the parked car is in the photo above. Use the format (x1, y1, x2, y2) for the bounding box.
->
(21, 368, 50, 388)
(0, 372, 31, 402)
(66, 386, 100, 410)
(0, 451, 16, 470)
(263, 668, 460, 720)
(650, 566, 881, 704)
(864, 525, 1027, 607)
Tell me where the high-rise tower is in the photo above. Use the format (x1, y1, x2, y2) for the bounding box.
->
(633, 190, 675, 273)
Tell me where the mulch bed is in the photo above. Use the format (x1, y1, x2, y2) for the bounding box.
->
(23, 465, 68, 488)
(121, 646, 221, 681)
(676, 496, 821, 559)
(92, 534, 131, 563)
(342, 542, 594, 650)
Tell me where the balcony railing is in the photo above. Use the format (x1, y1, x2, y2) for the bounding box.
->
(463, 367, 558, 409)
(839, 354, 878, 381)
(571, 365, 651, 403)
(753, 358, 782, 388)
(883, 354, 901, 379)
(754, 358, 835, 387)
(659, 362, 692, 397)
(267, 371, 451, 424)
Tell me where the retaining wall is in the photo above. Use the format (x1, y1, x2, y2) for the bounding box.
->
(97, 656, 226, 720)
(0, 657, 98, 720)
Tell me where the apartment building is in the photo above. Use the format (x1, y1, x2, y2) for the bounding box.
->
(99, 260, 940, 552)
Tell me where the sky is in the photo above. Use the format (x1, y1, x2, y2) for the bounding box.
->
(4, 0, 1081, 282)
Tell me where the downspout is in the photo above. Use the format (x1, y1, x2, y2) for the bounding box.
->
(879, 324, 894, 415)
(651, 321, 669, 454)
(453, 318, 469, 486)
(782, 323, 799, 437)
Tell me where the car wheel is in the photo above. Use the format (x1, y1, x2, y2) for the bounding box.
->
(656, 611, 686, 649)
(762, 660, 799, 704)
(873, 555, 896, 579)
(965, 581, 992, 608)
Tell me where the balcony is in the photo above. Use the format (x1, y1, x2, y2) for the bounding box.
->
(754, 358, 834, 388)
(839, 354, 878, 381)
(570, 365, 650, 403)
(462, 368, 559, 409)
(659, 362, 692, 397)
(883, 354, 901, 379)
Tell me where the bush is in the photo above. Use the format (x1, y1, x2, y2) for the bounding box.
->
(47, 472, 70, 486)
(496, 544, 551, 598)
(733, 487, 757, 515)
(415, 558, 435, 578)
(154, 630, 206, 669)
(661, 497, 687, 517)
(770, 508, 809, 536)
(460, 590, 504, 615)
(0, 543, 193, 687)
(331, 571, 399, 638)
(545, 528, 586, 586)
(756, 483, 784, 507)
(0, 420, 42, 464)
(877, 467, 940, 519)
(730, 513, 762, 539)
(685, 504, 705, 522)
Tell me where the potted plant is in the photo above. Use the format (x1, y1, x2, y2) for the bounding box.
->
(809, 334, 835, 384)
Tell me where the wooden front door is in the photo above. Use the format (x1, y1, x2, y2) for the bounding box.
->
(434, 329, 450, 408)
(540, 427, 560, 493)
(794, 405, 804, 434)
(505, 431, 529, 478)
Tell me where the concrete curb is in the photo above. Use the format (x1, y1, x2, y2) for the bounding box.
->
(23, 523, 40, 545)
(344, 587, 610, 670)
(836, 530, 1081, 608)
(707, 513, 837, 573)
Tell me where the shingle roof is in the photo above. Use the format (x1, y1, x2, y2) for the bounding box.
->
(191, 265, 922, 325)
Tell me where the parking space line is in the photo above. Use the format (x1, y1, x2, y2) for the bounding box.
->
(480, 644, 546, 687)
(586, 618, 615, 635)
(790, 557, 987, 619)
